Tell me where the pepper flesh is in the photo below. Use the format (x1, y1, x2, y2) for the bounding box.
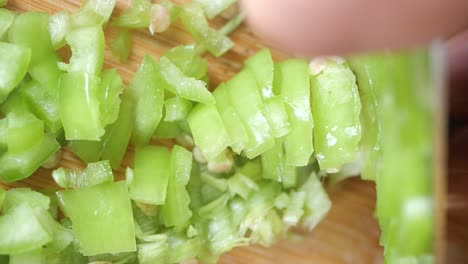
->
(0, 42, 30, 103)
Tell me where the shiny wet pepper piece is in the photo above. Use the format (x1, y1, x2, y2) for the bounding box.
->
(58, 72, 104, 140)
(245, 48, 274, 100)
(6, 112, 44, 155)
(310, 59, 361, 172)
(57, 181, 136, 256)
(8, 11, 54, 68)
(129, 55, 164, 146)
(71, 0, 117, 27)
(0, 42, 30, 103)
(0, 9, 15, 39)
(130, 146, 171, 205)
(187, 103, 231, 161)
(275, 60, 314, 166)
(111, 0, 152, 29)
(49, 11, 71, 50)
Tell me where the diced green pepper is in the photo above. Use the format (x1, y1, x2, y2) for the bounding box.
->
(98, 68, 125, 127)
(49, 11, 70, 50)
(71, 0, 117, 27)
(0, 188, 5, 211)
(213, 83, 249, 154)
(164, 44, 208, 80)
(261, 141, 296, 188)
(162, 145, 193, 230)
(227, 172, 259, 199)
(187, 103, 231, 161)
(0, 42, 30, 103)
(245, 48, 274, 99)
(57, 181, 136, 256)
(159, 56, 214, 104)
(1, 188, 50, 213)
(8, 12, 53, 68)
(195, 0, 236, 19)
(264, 96, 290, 138)
(180, 3, 233, 57)
(111, 0, 152, 29)
(6, 112, 44, 154)
(0, 9, 15, 39)
(164, 97, 193, 122)
(0, 133, 60, 182)
(52, 160, 114, 189)
(310, 58, 361, 172)
(62, 26, 104, 75)
(128, 55, 164, 146)
(153, 120, 184, 139)
(137, 234, 168, 264)
(68, 139, 103, 163)
(226, 69, 274, 158)
(100, 91, 135, 169)
(0, 119, 6, 155)
(58, 72, 104, 140)
(130, 146, 171, 205)
(0, 204, 52, 254)
(21, 80, 62, 134)
(110, 28, 132, 63)
(299, 173, 331, 230)
(275, 60, 314, 166)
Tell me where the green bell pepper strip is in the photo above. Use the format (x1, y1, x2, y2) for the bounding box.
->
(348, 54, 388, 180)
(213, 83, 248, 154)
(162, 145, 193, 230)
(98, 68, 125, 127)
(6, 112, 44, 155)
(28, 53, 62, 94)
(263, 96, 290, 138)
(0, 119, 6, 155)
(0, 204, 52, 254)
(0, 132, 60, 183)
(187, 103, 232, 161)
(49, 11, 70, 50)
(100, 91, 135, 169)
(68, 139, 103, 163)
(21, 80, 62, 134)
(0, 9, 15, 39)
(71, 0, 117, 28)
(62, 26, 105, 75)
(137, 234, 168, 264)
(166, 231, 201, 264)
(227, 172, 259, 199)
(180, 3, 233, 57)
(57, 181, 136, 256)
(275, 60, 314, 166)
(110, 28, 132, 63)
(129, 146, 171, 205)
(164, 97, 193, 122)
(46, 222, 74, 254)
(245, 48, 274, 99)
(52, 160, 114, 189)
(299, 173, 331, 230)
(310, 59, 362, 172)
(159, 56, 214, 104)
(11, 249, 46, 264)
(0, 42, 30, 103)
(195, 0, 236, 19)
(282, 191, 305, 228)
(226, 69, 274, 159)
(128, 55, 164, 146)
(260, 141, 297, 188)
(111, 0, 152, 29)
(58, 72, 104, 140)
(164, 44, 208, 80)
(153, 120, 183, 139)
(8, 12, 54, 68)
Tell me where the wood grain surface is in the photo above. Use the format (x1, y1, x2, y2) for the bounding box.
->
(0, 0, 459, 263)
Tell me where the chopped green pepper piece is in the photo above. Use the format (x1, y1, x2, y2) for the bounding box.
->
(57, 181, 136, 256)
(6, 112, 44, 155)
(310, 58, 362, 172)
(159, 56, 214, 104)
(226, 69, 274, 158)
(130, 146, 171, 205)
(261, 141, 296, 188)
(187, 103, 232, 161)
(49, 11, 70, 50)
(0, 9, 15, 39)
(52, 160, 114, 189)
(162, 146, 193, 230)
(0, 42, 30, 103)
(0, 188, 4, 211)
(0, 1, 7, 8)
(166, 231, 201, 264)
(299, 173, 331, 230)
(98, 68, 125, 127)
(68, 139, 103, 163)
(245, 49, 274, 99)
(264, 96, 290, 138)
(110, 28, 132, 63)
(128, 55, 164, 146)
(137, 234, 168, 264)
(71, 0, 117, 27)
(195, 0, 236, 19)
(227, 172, 259, 199)
(275, 60, 314, 166)
(0, 119, 6, 155)
(2, 188, 50, 213)
(0, 132, 60, 183)
(62, 26, 104, 75)
(164, 44, 208, 80)
(9, 248, 44, 264)
(8, 12, 53, 69)
(112, 0, 152, 29)
(0, 204, 52, 254)
(180, 3, 233, 57)
(58, 72, 104, 140)
(164, 97, 193, 122)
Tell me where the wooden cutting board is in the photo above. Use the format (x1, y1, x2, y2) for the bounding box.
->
(1, 0, 387, 263)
